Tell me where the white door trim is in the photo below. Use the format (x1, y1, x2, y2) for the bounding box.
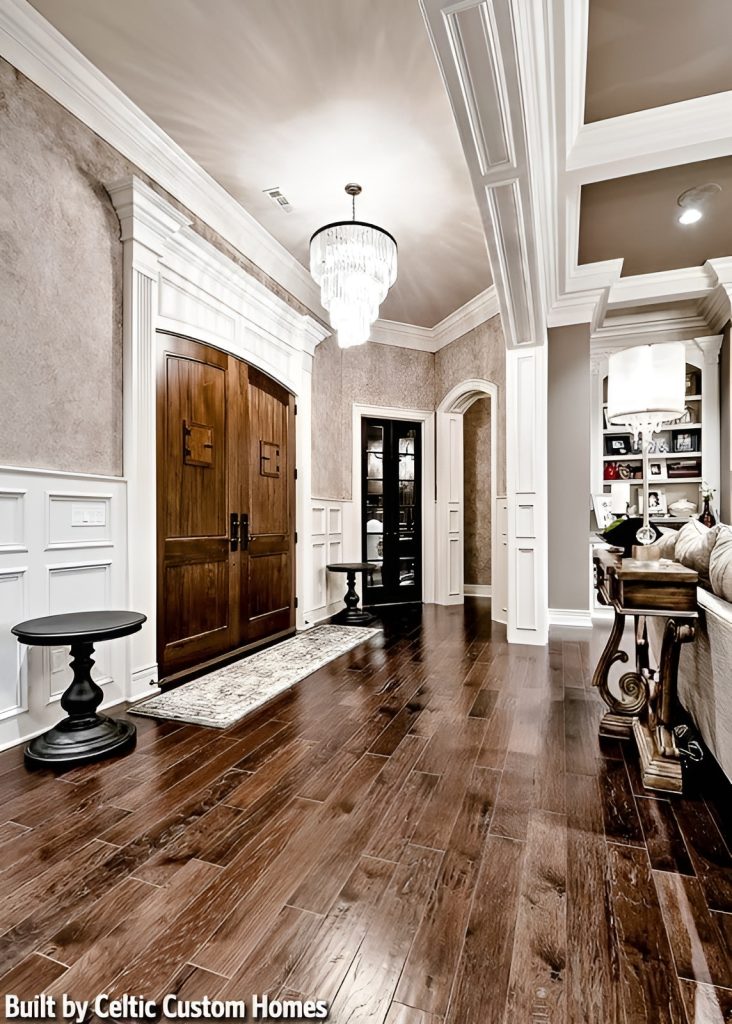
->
(108, 176, 330, 694)
(435, 379, 499, 613)
(350, 404, 436, 606)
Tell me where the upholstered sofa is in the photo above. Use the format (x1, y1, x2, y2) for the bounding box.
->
(647, 521, 732, 782)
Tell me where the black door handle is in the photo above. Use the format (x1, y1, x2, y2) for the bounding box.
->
(230, 512, 239, 551)
(240, 513, 249, 550)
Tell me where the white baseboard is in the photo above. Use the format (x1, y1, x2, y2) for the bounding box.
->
(464, 584, 492, 597)
(549, 608, 593, 629)
(130, 663, 161, 700)
(302, 602, 343, 627)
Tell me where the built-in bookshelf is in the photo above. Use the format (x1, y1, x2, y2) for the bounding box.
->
(591, 339, 721, 526)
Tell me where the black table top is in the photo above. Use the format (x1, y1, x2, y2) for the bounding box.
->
(12, 610, 146, 646)
(326, 562, 378, 573)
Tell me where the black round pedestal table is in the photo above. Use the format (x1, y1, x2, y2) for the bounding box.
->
(12, 610, 146, 770)
(327, 562, 377, 626)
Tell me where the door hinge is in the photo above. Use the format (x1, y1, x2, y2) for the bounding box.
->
(295, 596, 299, 608)
(294, 403, 298, 415)
(294, 467, 298, 480)
(295, 531, 298, 543)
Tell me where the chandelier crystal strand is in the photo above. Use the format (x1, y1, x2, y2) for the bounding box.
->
(309, 186, 397, 349)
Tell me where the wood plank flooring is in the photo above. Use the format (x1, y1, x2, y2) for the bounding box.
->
(1, 601, 731, 1023)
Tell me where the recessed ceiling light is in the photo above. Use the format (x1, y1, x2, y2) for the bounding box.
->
(676, 182, 721, 226)
(678, 207, 703, 225)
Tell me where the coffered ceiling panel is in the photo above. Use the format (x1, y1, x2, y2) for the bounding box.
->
(28, 0, 492, 328)
(585, 0, 732, 124)
(579, 156, 732, 277)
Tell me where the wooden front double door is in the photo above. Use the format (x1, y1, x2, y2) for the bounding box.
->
(157, 333, 296, 679)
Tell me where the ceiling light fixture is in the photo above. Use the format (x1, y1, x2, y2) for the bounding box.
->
(676, 182, 721, 226)
(309, 184, 397, 349)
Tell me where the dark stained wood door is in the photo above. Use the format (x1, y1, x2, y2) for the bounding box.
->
(238, 365, 296, 645)
(156, 334, 295, 679)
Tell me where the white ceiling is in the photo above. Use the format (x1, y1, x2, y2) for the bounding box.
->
(29, 0, 492, 328)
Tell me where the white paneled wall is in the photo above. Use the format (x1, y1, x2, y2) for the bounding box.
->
(0, 467, 128, 751)
(306, 500, 352, 625)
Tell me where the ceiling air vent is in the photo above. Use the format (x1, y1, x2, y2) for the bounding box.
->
(262, 186, 293, 213)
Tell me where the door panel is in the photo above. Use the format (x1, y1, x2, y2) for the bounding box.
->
(157, 334, 295, 679)
(157, 337, 236, 675)
(241, 366, 295, 644)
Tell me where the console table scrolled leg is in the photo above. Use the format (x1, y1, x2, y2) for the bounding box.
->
(634, 617, 695, 794)
(593, 607, 648, 740)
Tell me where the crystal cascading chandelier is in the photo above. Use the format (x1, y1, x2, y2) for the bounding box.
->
(309, 184, 397, 349)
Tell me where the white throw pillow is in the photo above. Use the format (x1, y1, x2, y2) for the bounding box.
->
(655, 528, 679, 560)
(710, 525, 732, 602)
(675, 519, 719, 589)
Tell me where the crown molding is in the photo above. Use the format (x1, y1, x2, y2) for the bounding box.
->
(370, 286, 501, 352)
(0, 0, 326, 317)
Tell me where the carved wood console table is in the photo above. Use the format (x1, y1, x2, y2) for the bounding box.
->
(592, 548, 698, 793)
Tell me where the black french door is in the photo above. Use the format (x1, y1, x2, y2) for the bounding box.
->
(362, 417, 422, 606)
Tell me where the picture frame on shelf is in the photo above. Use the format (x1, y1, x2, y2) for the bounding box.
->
(603, 408, 610, 429)
(650, 462, 662, 477)
(639, 489, 668, 515)
(592, 494, 617, 529)
(673, 431, 699, 453)
(604, 434, 632, 456)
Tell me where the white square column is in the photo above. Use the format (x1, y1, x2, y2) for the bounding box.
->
(506, 345, 549, 645)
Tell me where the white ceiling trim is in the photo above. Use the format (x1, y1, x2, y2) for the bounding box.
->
(420, 0, 547, 350)
(567, 91, 732, 185)
(545, 0, 732, 335)
(371, 285, 501, 352)
(0, 0, 328, 317)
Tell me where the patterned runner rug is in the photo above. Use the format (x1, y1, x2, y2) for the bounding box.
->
(130, 624, 381, 728)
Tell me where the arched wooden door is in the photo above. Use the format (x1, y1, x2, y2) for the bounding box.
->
(156, 333, 296, 681)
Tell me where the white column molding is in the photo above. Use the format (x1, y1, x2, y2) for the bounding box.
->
(506, 346, 548, 644)
(108, 176, 329, 694)
(108, 179, 191, 697)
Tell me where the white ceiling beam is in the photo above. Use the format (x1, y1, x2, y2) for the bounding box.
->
(567, 92, 732, 185)
(420, 0, 547, 350)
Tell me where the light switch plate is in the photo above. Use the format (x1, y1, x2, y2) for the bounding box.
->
(71, 504, 106, 527)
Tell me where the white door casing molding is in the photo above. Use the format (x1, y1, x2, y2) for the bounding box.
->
(349, 405, 436, 607)
(435, 379, 499, 612)
(108, 176, 330, 694)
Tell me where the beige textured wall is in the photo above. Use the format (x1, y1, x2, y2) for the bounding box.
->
(311, 334, 435, 500)
(547, 323, 591, 611)
(0, 59, 312, 476)
(311, 316, 506, 501)
(434, 317, 506, 494)
(463, 396, 491, 585)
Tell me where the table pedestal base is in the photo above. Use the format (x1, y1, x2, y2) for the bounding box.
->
(25, 716, 136, 769)
(24, 640, 136, 770)
(332, 568, 374, 626)
(632, 717, 683, 794)
(598, 710, 635, 741)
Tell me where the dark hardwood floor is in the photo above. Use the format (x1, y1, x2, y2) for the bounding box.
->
(1, 601, 731, 1023)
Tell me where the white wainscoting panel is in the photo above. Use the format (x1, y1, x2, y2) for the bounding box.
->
(0, 467, 128, 751)
(0, 490, 26, 553)
(306, 500, 349, 625)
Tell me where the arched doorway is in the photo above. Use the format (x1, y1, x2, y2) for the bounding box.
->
(435, 379, 501, 618)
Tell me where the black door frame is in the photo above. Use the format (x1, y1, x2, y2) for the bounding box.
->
(360, 416, 423, 606)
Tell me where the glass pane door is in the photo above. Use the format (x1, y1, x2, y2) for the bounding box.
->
(364, 423, 384, 589)
(361, 417, 421, 606)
